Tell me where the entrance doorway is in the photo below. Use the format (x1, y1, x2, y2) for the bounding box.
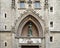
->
(21, 45, 39, 48)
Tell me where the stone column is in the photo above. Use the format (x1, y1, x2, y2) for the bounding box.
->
(0, 33, 1, 48)
(41, 38, 45, 48)
(12, 33, 19, 48)
(0, 0, 1, 15)
(19, 45, 21, 48)
(11, 33, 15, 48)
(15, 38, 19, 48)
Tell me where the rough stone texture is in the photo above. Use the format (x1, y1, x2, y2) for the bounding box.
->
(46, 32, 60, 48)
(49, 0, 60, 31)
(0, 0, 60, 48)
(0, 32, 12, 48)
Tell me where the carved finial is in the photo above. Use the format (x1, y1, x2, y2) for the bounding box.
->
(44, 0, 48, 9)
(27, 0, 32, 9)
(12, 0, 15, 9)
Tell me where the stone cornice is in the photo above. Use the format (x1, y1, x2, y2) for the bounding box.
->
(50, 31, 60, 33)
(0, 31, 11, 32)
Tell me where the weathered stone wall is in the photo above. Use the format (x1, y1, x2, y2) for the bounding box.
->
(0, 32, 12, 48)
(45, 32, 60, 48)
(49, 0, 60, 31)
(0, 0, 12, 31)
(0, 0, 60, 48)
(0, 0, 45, 31)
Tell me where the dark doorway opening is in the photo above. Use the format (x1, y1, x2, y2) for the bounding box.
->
(21, 45, 39, 48)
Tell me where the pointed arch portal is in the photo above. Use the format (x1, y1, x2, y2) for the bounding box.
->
(13, 9, 45, 37)
(17, 15, 43, 37)
(18, 15, 40, 37)
(21, 20, 39, 37)
(12, 9, 46, 48)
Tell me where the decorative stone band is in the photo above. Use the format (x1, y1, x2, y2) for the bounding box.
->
(19, 38, 41, 44)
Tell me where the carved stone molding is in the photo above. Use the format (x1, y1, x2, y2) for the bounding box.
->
(11, 9, 46, 38)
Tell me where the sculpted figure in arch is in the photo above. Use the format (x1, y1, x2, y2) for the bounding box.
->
(28, 22, 32, 37)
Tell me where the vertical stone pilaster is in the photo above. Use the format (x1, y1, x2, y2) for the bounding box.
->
(19, 45, 21, 48)
(15, 38, 19, 48)
(0, 33, 1, 48)
(41, 38, 45, 48)
(12, 33, 14, 48)
(11, 33, 18, 48)
(0, 0, 1, 15)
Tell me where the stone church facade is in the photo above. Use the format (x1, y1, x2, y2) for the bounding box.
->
(0, 0, 60, 48)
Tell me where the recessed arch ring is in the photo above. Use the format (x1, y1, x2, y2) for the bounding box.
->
(17, 16, 43, 37)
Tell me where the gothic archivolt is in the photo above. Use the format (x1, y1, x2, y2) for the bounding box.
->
(17, 15, 43, 37)
(12, 9, 45, 38)
(21, 20, 39, 37)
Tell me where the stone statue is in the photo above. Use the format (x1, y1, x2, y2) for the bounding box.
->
(28, 22, 32, 37)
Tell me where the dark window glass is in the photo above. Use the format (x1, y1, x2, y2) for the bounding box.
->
(50, 36, 53, 42)
(5, 13, 7, 18)
(20, 1, 25, 8)
(5, 42, 7, 46)
(50, 7, 53, 12)
(50, 21, 53, 27)
(35, 1, 40, 8)
(5, 25, 7, 29)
